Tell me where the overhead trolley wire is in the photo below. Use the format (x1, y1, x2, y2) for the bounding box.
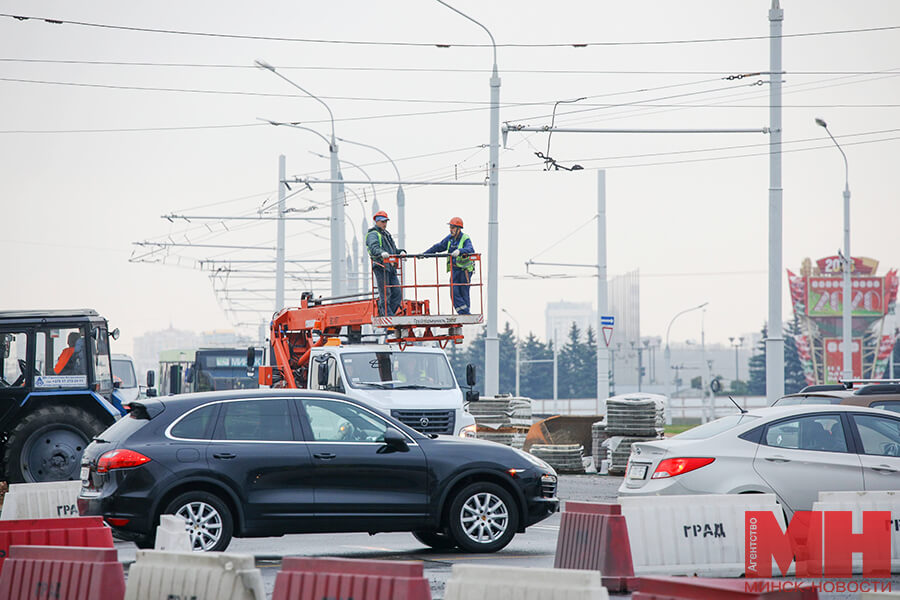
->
(2, 13, 898, 47)
(0, 59, 894, 77)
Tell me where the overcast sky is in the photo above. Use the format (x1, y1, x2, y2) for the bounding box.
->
(2, 1, 899, 356)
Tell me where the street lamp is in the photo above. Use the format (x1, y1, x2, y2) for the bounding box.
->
(501, 308, 520, 397)
(816, 117, 853, 382)
(729, 336, 744, 382)
(337, 137, 406, 249)
(435, 0, 501, 397)
(256, 60, 345, 297)
(665, 302, 709, 400)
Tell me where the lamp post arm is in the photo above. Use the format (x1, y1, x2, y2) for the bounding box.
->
(435, 0, 497, 67)
(255, 60, 335, 142)
(666, 302, 709, 349)
(823, 126, 850, 192)
(259, 118, 331, 148)
(336, 137, 402, 182)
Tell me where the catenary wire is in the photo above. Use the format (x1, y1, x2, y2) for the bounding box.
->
(2, 13, 898, 47)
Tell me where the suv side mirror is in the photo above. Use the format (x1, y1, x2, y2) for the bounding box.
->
(247, 346, 256, 368)
(466, 363, 477, 387)
(382, 427, 409, 452)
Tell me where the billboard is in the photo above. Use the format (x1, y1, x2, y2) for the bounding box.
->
(807, 277, 886, 317)
(823, 338, 863, 384)
(788, 257, 898, 385)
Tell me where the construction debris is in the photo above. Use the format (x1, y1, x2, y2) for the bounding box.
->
(471, 395, 532, 449)
(529, 444, 585, 474)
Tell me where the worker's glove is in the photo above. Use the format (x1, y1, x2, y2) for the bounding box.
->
(451, 249, 460, 258)
(381, 251, 389, 259)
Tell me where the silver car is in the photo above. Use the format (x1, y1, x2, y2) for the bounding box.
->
(618, 405, 900, 517)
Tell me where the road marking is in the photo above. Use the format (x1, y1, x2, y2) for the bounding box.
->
(341, 545, 396, 552)
(531, 525, 559, 531)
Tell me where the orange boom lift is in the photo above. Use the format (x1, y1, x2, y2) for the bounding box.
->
(258, 253, 483, 388)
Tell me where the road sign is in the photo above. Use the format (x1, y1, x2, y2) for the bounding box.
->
(601, 315, 614, 347)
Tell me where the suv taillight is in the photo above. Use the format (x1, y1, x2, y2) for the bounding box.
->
(96, 449, 151, 473)
(651, 457, 714, 479)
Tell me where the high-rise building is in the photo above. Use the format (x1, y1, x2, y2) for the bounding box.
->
(545, 301, 596, 346)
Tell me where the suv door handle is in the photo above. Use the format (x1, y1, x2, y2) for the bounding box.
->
(872, 465, 898, 473)
(213, 453, 236, 460)
(764, 456, 791, 463)
(313, 452, 336, 460)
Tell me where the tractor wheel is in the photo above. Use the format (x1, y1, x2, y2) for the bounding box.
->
(4, 405, 107, 483)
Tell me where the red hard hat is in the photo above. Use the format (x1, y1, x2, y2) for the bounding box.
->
(373, 211, 389, 221)
(448, 217, 464, 228)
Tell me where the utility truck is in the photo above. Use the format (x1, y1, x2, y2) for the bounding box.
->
(259, 253, 483, 437)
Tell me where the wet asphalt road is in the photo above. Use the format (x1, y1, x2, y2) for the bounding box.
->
(116, 474, 899, 599)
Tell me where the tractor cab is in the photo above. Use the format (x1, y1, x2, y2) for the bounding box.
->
(0, 310, 126, 482)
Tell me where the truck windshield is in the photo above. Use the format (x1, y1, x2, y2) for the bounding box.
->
(341, 352, 456, 390)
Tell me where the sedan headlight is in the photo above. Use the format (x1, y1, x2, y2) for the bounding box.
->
(514, 448, 553, 472)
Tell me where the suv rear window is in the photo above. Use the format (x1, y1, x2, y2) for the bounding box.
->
(170, 404, 219, 440)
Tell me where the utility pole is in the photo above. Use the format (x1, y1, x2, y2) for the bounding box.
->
(435, 0, 501, 398)
(597, 170, 610, 411)
(276, 155, 286, 312)
(766, 0, 785, 404)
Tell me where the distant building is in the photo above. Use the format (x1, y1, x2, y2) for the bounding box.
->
(545, 302, 596, 346)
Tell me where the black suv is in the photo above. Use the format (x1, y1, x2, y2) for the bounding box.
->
(78, 389, 558, 553)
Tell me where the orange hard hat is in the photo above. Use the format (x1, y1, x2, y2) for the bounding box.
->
(448, 217, 464, 228)
(373, 211, 389, 221)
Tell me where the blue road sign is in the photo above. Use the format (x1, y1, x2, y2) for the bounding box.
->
(601, 315, 615, 326)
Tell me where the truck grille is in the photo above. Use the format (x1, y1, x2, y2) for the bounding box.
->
(391, 410, 455, 435)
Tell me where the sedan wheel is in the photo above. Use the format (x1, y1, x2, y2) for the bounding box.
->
(448, 482, 518, 553)
(163, 491, 233, 552)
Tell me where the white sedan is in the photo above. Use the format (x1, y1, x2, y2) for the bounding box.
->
(618, 404, 900, 517)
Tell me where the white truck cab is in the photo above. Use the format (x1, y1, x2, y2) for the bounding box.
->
(307, 343, 477, 438)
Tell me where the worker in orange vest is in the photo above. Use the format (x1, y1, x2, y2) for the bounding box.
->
(54, 332, 83, 374)
(424, 217, 475, 315)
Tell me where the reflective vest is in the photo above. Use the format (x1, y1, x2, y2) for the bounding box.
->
(446, 234, 474, 272)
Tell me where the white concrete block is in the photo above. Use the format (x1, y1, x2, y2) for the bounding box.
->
(154, 514, 192, 552)
(0, 481, 81, 520)
(620, 493, 787, 577)
(814, 490, 900, 574)
(125, 550, 265, 600)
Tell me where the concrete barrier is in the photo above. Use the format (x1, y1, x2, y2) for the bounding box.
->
(0, 545, 125, 600)
(620, 494, 787, 577)
(0, 481, 81, 520)
(272, 557, 431, 600)
(0, 516, 113, 567)
(554, 501, 634, 592)
(125, 550, 265, 600)
(813, 490, 900, 574)
(444, 563, 608, 600)
(153, 514, 191, 552)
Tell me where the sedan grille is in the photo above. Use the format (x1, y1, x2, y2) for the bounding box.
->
(391, 410, 455, 435)
(541, 474, 558, 498)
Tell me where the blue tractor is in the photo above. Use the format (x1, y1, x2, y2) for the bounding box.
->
(0, 310, 127, 483)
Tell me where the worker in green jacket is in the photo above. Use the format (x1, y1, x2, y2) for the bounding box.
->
(366, 211, 402, 316)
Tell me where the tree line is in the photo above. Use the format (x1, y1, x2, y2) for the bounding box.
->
(447, 322, 599, 399)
